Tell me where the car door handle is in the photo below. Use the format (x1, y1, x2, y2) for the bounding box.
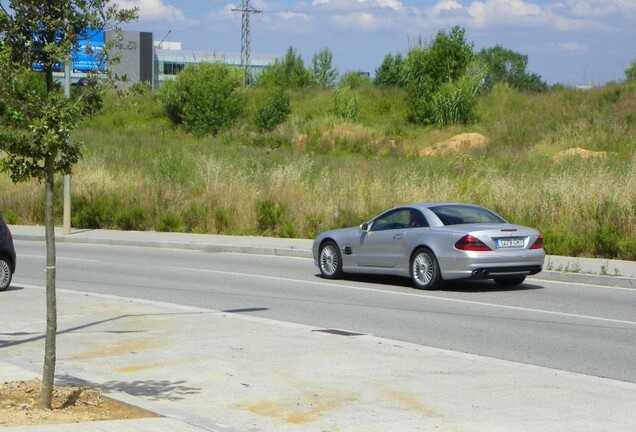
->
(393, 234, 403, 240)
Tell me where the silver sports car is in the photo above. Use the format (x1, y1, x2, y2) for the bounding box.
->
(313, 203, 545, 289)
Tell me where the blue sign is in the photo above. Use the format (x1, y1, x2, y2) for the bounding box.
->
(72, 29, 105, 72)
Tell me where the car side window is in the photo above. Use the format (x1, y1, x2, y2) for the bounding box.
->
(408, 209, 428, 228)
(370, 209, 411, 231)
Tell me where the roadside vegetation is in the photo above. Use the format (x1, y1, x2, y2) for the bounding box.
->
(2, 28, 635, 260)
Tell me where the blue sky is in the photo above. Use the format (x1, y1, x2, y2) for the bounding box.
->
(116, 0, 636, 86)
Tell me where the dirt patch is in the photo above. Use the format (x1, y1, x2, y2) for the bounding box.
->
(0, 379, 159, 427)
(553, 147, 607, 161)
(418, 132, 489, 157)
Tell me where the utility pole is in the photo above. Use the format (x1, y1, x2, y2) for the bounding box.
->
(63, 58, 71, 235)
(233, 0, 260, 85)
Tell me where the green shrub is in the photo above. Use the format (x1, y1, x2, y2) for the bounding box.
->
(182, 202, 209, 233)
(128, 81, 152, 95)
(339, 71, 372, 89)
(213, 207, 233, 233)
(332, 207, 365, 229)
(157, 214, 183, 232)
(257, 47, 312, 88)
(430, 73, 481, 125)
(1, 210, 18, 225)
(277, 220, 298, 238)
(543, 229, 587, 257)
(305, 212, 323, 238)
(255, 198, 285, 233)
(158, 62, 245, 136)
(332, 85, 359, 120)
(115, 205, 149, 231)
(254, 89, 292, 132)
(72, 194, 118, 229)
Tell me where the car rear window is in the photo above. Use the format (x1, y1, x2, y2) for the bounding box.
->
(430, 205, 506, 225)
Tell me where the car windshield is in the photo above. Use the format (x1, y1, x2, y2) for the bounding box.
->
(430, 205, 506, 225)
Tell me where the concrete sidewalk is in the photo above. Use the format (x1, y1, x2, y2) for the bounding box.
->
(2, 226, 636, 431)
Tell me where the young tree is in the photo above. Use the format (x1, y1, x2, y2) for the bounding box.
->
(625, 59, 636, 81)
(254, 88, 292, 132)
(311, 47, 338, 89)
(476, 45, 547, 92)
(258, 46, 312, 88)
(0, 0, 137, 409)
(374, 53, 405, 87)
(403, 26, 474, 125)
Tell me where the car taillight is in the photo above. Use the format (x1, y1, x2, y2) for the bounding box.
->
(529, 233, 544, 250)
(455, 235, 492, 251)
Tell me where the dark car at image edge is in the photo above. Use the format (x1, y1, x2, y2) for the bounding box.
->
(0, 215, 16, 291)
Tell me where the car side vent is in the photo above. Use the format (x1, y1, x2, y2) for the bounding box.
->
(344, 246, 352, 255)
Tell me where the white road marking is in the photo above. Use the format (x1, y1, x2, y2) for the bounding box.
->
(179, 266, 636, 326)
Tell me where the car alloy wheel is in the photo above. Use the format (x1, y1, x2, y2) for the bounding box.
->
(319, 241, 343, 279)
(0, 258, 12, 291)
(410, 248, 441, 290)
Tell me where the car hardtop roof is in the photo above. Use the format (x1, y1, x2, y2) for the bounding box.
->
(410, 203, 482, 210)
(377, 203, 485, 216)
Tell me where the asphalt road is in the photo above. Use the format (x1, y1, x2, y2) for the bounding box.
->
(14, 240, 636, 383)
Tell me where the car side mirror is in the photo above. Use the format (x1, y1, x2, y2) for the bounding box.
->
(360, 222, 370, 232)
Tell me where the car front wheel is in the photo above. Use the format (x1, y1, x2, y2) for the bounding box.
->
(410, 248, 441, 290)
(318, 240, 343, 279)
(0, 257, 12, 291)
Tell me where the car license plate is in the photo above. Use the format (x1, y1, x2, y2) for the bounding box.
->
(495, 237, 524, 248)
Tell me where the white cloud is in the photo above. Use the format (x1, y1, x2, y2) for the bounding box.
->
(465, 0, 547, 28)
(311, 0, 403, 10)
(117, 0, 195, 25)
(330, 11, 392, 32)
(429, 0, 464, 17)
(545, 41, 589, 53)
(554, 0, 636, 19)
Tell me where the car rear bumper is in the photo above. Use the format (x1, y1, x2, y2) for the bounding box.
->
(440, 250, 545, 281)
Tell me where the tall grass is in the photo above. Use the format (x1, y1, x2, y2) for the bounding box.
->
(1, 83, 634, 259)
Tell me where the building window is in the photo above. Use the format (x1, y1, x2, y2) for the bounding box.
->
(163, 62, 185, 75)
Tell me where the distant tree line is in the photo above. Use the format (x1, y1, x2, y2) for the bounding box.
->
(156, 26, 578, 135)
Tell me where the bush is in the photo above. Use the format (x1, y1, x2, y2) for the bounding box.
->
(254, 89, 292, 132)
(332, 85, 359, 120)
(157, 214, 183, 232)
(214, 207, 234, 233)
(159, 62, 245, 136)
(339, 72, 372, 90)
(257, 47, 312, 88)
(72, 194, 118, 229)
(430, 73, 481, 125)
(115, 205, 149, 231)
(255, 198, 285, 233)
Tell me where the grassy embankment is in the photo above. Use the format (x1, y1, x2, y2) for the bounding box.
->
(1, 82, 635, 260)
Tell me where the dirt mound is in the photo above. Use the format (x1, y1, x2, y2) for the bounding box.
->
(0, 379, 158, 427)
(553, 147, 607, 161)
(419, 133, 489, 157)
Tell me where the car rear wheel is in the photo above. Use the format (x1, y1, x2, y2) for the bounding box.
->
(0, 257, 12, 291)
(410, 248, 441, 290)
(319, 240, 343, 279)
(494, 276, 526, 286)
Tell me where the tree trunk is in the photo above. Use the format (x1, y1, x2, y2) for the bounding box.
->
(40, 154, 57, 409)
